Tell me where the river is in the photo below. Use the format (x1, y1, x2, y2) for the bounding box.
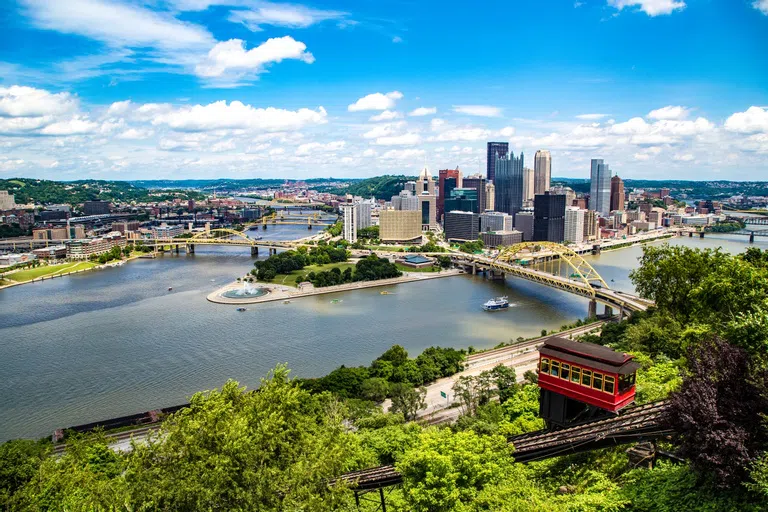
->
(0, 230, 764, 442)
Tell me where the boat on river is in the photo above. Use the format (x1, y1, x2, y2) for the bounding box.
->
(236, 307, 247, 312)
(482, 296, 509, 311)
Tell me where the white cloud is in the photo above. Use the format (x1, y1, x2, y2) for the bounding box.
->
(633, 153, 650, 161)
(408, 107, 437, 117)
(498, 126, 515, 137)
(607, 0, 686, 16)
(0, 116, 53, 134)
(20, 0, 213, 51)
(152, 101, 327, 132)
(373, 133, 421, 146)
(348, 91, 403, 112)
(0, 86, 78, 117)
(369, 110, 402, 122)
(674, 153, 695, 161)
(296, 140, 346, 155)
(576, 113, 610, 120)
(211, 139, 236, 152)
(430, 118, 446, 130)
(363, 149, 378, 157)
(362, 122, 406, 139)
(429, 127, 491, 142)
(754, 0, 768, 15)
(647, 105, 689, 120)
(725, 107, 768, 134)
(452, 105, 502, 117)
(116, 128, 154, 140)
(226, 1, 348, 31)
(380, 148, 425, 160)
(195, 37, 314, 79)
(39, 116, 99, 135)
(392, 36, 403, 43)
(269, 147, 285, 156)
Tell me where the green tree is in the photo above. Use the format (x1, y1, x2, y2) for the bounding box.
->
(0, 439, 48, 508)
(360, 377, 389, 402)
(389, 383, 426, 421)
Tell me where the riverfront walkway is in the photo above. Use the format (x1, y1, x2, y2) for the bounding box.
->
(207, 269, 462, 305)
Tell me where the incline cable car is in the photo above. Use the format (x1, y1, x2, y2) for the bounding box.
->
(537, 336, 641, 428)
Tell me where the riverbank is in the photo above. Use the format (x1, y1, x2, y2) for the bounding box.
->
(207, 268, 463, 304)
(0, 255, 147, 291)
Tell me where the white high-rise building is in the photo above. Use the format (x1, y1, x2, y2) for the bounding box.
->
(391, 190, 419, 211)
(534, 150, 551, 195)
(355, 197, 373, 229)
(590, 159, 612, 217)
(0, 190, 16, 210)
(340, 194, 357, 242)
(564, 207, 585, 243)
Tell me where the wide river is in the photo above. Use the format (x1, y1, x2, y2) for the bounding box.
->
(0, 228, 764, 441)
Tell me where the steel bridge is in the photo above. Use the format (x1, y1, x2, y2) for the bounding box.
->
(450, 242, 651, 315)
(334, 400, 671, 504)
(139, 228, 297, 256)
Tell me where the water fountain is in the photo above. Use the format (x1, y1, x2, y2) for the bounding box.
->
(221, 280, 269, 299)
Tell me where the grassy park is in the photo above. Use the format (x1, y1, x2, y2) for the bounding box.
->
(264, 262, 356, 287)
(3, 261, 97, 283)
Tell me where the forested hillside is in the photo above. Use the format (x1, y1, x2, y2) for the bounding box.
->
(0, 178, 205, 205)
(329, 175, 415, 200)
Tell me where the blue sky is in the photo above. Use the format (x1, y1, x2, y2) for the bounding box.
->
(0, 0, 767, 180)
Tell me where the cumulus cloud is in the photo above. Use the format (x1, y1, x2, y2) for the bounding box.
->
(195, 37, 314, 79)
(0, 86, 78, 117)
(362, 122, 406, 139)
(409, 107, 437, 117)
(369, 110, 402, 122)
(498, 126, 515, 137)
(647, 105, 689, 120)
(576, 113, 610, 120)
(380, 148, 425, 160)
(607, 0, 686, 16)
(452, 105, 502, 117)
(725, 106, 768, 134)
(674, 153, 695, 161)
(373, 133, 421, 146)
(152, 101, 327, 132)
(348, 91, 403, 112)
(754, 0, 768, 15)
(429, 127, 491, 142)
(296, 140, 346, 155)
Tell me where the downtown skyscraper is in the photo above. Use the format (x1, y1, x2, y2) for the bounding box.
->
(534, 150, 551, 195)
(590, 159, 612, 217)
(494, 150, 524, 216)
(486, 142, 509, 182)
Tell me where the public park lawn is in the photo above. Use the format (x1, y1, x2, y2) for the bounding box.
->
(394, 263, 440, 273)
(6, 261, 97, 282)
(267, 262, 357, 287)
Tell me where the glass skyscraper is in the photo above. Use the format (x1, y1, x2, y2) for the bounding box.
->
(494, 151, 524, 216)
(486, 142, 509, 182)
(590, 159, 612, 217)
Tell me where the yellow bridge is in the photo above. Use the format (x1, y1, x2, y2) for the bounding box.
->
(447, 242, 651, 315)
(243, 212, 337, 230)
(141, 229, 297, 256)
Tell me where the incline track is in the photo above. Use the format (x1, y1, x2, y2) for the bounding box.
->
(334, 400, 670, 490)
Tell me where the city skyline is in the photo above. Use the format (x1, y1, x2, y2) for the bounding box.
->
(0, 1, 766, 181)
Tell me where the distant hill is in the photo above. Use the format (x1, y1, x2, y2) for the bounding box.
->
(0, 179, 205, 206)
(328, 175, 416, 200)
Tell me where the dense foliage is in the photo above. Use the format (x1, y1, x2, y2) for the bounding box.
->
(458, 239, 484, 253)
(251, 245, 348, 281)
(0, 178, 204, 205)
(327, 175, 414, 200)
(0, 224, 30, 237)
(298, 344, 465, 400)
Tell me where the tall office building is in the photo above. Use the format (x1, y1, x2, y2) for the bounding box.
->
(564, 207, 585, 243)
(522, 168, 535, 205)
(416, 167, 437, 230)
(0, 190, 16, 210)
(514, 211, 534, 241)
(494, 151, 524, 216)
(533, 192, 566, 243)
(340, 194, 357, 243)
(83, 200, 111, 216)
(444, 188, 478, 214)
(356, 198, 373, 229)
(534, 150, 551, 195)
(486, 142, 509, 182)
(391, 190, 419, 211)
(590, 159, 612, 217)
(438, 167, 462, 220)
(610, 175, 625, 212)
(462, 174, 487, 212)
(485, 182, 495, 211)
(444, 211, 479, 242)
(404, 181, 417, 195)
(379, 209, 421, 243)
(479, 211, 513, 232)
(583, 210, 600, 241)
(550, 185, 576, 207)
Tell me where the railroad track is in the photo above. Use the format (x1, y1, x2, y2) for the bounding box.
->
(334, 400, 671, 490)
(51, 424, 160, 456)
